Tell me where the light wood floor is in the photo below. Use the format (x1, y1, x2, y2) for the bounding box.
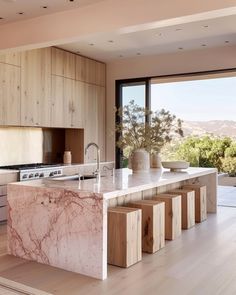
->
(0, 207, 236, 295)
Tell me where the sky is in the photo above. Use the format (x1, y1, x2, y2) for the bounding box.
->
(123, 76, 236, 122)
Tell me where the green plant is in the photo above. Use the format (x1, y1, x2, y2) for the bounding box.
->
(174, 136, 232, 172)
(115, 100, 183, 157)
(225, 143, 236, 158)
(222, 157, 236, 177)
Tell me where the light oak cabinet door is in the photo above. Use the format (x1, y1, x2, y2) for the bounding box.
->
(51, 76, 83, 128)
(84, 84, 105, 162)
(76, 55, 105, 86)
(64, 78, 75, 128)
(21, 48, 51, 127)
(52, 47, 75, 80)
(51, 75, 64, 128)
(72, 81, 85, 128)
(0, 52, 21, 66)
(0, 63, 21, 125)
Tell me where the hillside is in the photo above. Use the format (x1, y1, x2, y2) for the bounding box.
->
(182, 120, 236, 138)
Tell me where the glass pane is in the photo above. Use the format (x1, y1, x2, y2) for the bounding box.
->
(151, 76, 236, 166)
(120, 83, 146, 167)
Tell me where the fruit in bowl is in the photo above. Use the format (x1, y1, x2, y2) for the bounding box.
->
(161, 161, 190, 172)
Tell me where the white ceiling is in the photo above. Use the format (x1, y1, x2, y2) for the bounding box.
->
(58, 14, 236, 62)
(0, 0, 104, 24)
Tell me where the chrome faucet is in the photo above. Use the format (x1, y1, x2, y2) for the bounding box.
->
(85, 142, 100, 176)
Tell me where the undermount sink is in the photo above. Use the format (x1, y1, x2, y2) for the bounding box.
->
(52, 174, 97, 181)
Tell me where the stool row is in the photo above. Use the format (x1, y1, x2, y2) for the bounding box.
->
(108, 184, 207, 268)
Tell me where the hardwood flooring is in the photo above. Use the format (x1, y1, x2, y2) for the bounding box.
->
(0, 207, 236, 295)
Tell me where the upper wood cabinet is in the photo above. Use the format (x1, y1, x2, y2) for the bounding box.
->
(51, 75, 84, 128)
(52, 47, 76, 80)
(0, 63, 21, 125)
(21, 48, 51, 127)
(76, 55, 105, 87)
(84, 84, 105, 162)
(0, 52, 21, 67)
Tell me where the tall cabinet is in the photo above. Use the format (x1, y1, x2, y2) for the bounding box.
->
(21, 48, 51, 127)
(0, 53, 21, 125)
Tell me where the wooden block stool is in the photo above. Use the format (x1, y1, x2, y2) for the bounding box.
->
(153, 194, 182, 240)
(183, 184, 207, 223)
(128, 200, 165, 253)
(108, 206, 142, 267)
(168, 189, 195, 229)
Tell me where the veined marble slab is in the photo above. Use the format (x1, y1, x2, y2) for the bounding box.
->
(7, 167, 217, 280)
(7, 185, 107, 280)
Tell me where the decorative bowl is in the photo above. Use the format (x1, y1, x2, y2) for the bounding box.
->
(161, 161, 190, 172)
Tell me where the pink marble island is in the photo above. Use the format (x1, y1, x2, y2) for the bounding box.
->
(7, 167, 217, 280)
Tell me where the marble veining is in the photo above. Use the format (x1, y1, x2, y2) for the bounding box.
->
(7, 185, 107, 280)
(7, 167, 217, 280)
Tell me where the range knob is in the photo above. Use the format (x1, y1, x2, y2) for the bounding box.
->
(49, 172, 54, 177)
(35, 173, 39, 177)
(39, 173, 44, 178)
(22, 174, 28, 179)
(29, 173, 34, 179)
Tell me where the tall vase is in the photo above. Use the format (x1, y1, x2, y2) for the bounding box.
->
(129, 149, 150, 173)
(150, 152, 162, 168)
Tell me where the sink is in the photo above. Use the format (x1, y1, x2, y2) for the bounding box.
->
(52, 174, 97, 181)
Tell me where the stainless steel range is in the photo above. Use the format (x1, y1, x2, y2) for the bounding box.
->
(0, 163, 63, 181)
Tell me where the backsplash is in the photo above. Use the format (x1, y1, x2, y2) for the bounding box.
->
(0, 127, 43, 166)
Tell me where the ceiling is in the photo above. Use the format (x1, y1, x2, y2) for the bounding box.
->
(58, 14, 236, 62)
(0, 0, 104, 24)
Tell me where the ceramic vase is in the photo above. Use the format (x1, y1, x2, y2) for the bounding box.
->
(150, 152, 162, 168)
(129, 149, 150, 173)
(63, 151, 72, 164)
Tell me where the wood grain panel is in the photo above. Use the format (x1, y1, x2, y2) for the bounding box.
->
(0, 63, 21, 125)
(21, 48, 51, 127)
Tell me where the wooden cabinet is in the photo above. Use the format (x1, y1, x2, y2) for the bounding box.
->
(76, 55, 105, 86)
(51, 75, 84, 128)
(52, 47, 75, 80)
(51, 75, 64, 127)
(21, 48, 51, 127)
(0, 52, 21, 66)
(0, 63, 21, 125)
(84, 84, 105, 162)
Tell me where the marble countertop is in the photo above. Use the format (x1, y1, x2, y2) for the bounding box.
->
(10, 167, 217, 200)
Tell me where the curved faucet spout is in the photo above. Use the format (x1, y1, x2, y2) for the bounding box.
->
(85, 142, 100, 176)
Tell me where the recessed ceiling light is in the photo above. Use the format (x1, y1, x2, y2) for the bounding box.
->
(119, 55, 123, 58)
(41, 6, 48, 9)
(201, 44, 207, 47)
(0, 17, 4, 20)
(136, 52, 141, 55)
(203, 25, 209, 28)
(178, 47, 183, 50)
(17, 12, 24, 15)
(89, 43, 94, 46)
(175, 28, 182, 31)
(108, 40, 114, 43)
(225, 40, 230, 43)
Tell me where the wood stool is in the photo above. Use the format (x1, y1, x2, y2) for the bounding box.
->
(128, 200, 165, 253)
(108, 206, 142, 267)
(183, 184, 207, 223)
(168, 189, 195, 229)
(153, 194, 181, 240)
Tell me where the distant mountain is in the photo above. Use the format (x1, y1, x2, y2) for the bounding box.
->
(182, 120, 236, 138)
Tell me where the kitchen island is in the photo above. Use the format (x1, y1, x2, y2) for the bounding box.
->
(7, 167, 217, 280)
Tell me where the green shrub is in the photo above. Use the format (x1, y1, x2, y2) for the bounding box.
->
(222, 157, 236, 177)
(225, 143, 236, 158)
